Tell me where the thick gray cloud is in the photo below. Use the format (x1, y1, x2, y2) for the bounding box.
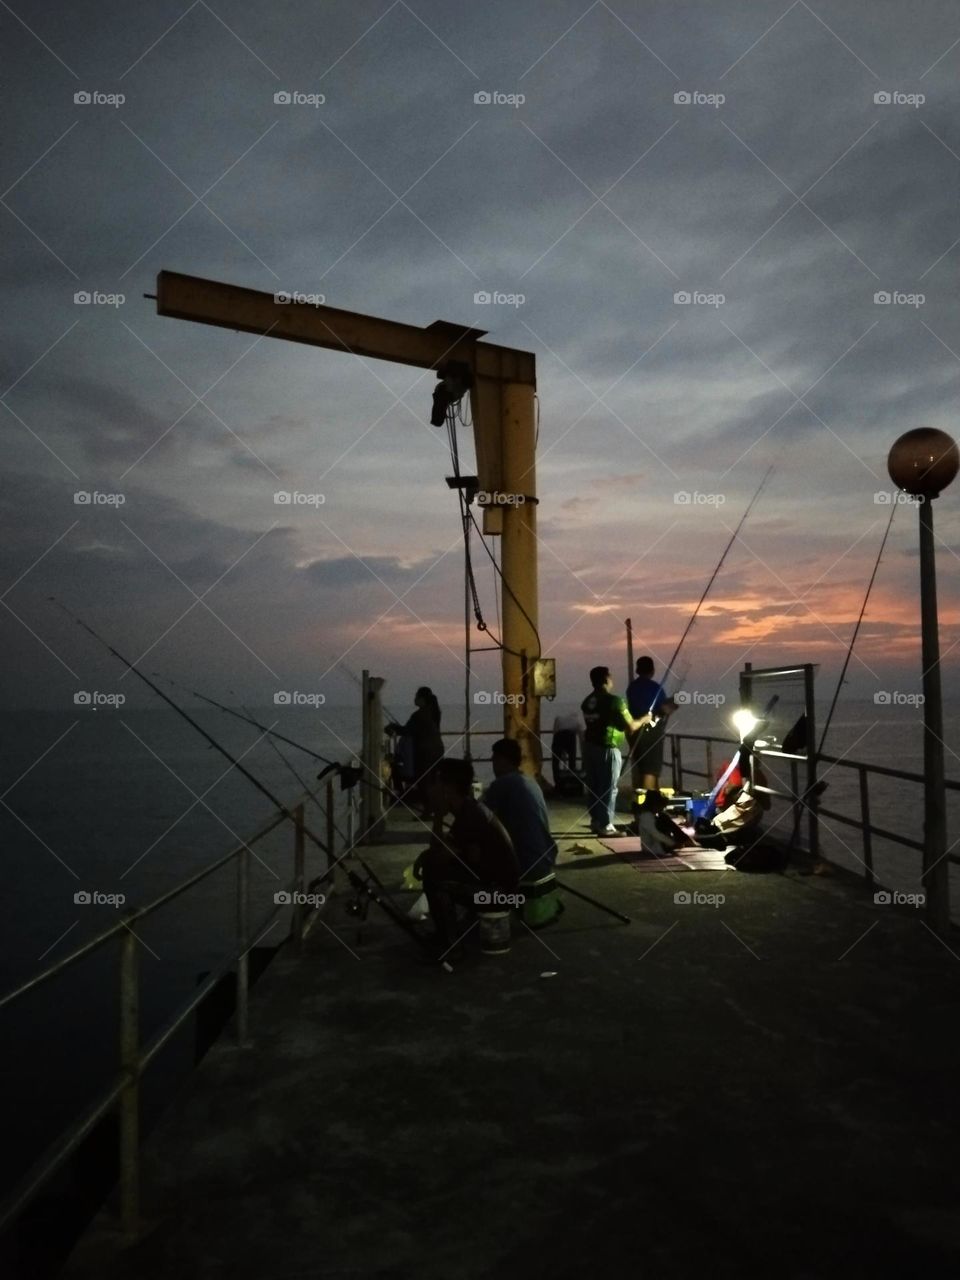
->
(3, 0, 959, 707)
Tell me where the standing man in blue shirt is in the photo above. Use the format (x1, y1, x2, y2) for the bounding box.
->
(483, 738, 557, 880)
(626, 656, 677, 793)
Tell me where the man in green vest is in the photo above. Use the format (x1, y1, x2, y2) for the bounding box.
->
(581, 666, 651, 836)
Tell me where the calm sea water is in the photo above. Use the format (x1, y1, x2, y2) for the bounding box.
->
(1, 695, 957, 1202)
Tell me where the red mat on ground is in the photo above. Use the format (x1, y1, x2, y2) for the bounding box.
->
(599, 836, 732, 871)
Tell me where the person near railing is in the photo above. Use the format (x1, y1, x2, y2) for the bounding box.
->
(581, 666, 649, 836)
(386, 686, 443, 816)
(414, 758, 520, 955)
(625, 656, 678, 793)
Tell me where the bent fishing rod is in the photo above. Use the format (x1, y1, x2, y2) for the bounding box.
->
(652, 464, 775, 713)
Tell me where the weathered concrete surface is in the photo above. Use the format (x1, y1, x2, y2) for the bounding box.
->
(63, 805, 960, 1279)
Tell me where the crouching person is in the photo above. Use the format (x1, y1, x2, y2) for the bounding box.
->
(415, 758, 520, 957)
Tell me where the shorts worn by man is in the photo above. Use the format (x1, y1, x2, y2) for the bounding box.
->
(483, 738, 558, 880)
(416, 758, 520, 953)
(581, 666, 648, 836)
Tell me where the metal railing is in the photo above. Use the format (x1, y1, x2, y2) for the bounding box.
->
(667, 732, 960, 881)
(0, 781, 338, 1242)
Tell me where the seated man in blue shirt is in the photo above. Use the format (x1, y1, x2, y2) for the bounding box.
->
(482, 738, 558, 881)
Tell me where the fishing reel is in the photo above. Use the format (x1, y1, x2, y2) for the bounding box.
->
(316, 761, 364, 790)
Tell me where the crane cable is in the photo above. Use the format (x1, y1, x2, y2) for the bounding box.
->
(443, 399, 542, 660)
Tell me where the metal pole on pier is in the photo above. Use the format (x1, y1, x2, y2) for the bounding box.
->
(888, 428, 959, 933)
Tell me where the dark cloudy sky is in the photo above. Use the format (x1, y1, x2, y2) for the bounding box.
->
(3, 0, 960, 712)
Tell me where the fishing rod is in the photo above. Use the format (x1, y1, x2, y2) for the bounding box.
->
(652, 464, 775, 713)
(817, 502, 898, 757)
(52, 599, 451, 968)
(151, 673, 337, 766)
(783, 503, 898, 868)
(52, 598, 334, 852)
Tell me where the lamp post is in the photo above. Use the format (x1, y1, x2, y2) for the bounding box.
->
(887, 428, 959, 932)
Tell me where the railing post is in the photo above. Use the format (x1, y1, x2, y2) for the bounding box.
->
(118, 923, 140, 1238)
(326, 778, 335, 869)
(292, 803, 305, 954)
(859, 766, 874, 885)
(236, 846, 250, 1047)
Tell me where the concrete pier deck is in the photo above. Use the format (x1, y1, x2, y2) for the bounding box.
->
(63, 802, 960, 1279)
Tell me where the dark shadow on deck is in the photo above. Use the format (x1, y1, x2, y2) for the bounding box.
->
(62, 804, 960, 1280)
